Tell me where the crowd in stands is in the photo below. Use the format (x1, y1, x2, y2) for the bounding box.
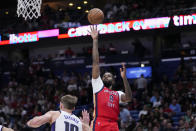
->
(32, 40, 150, 62)
(31, 43, 120, 61)
(54, 44, 119, 60)
(0, 56, 94, 131)
(0, 0, 196, 36)
(0, 53, 196, 130)
(118, 58, 196, 131)
(0, 1, 196, 130)
(104, 0, 196, 22)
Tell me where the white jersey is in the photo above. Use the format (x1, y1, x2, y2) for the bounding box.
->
(51, 111, 82, 131)
(0, 125, 2, 131)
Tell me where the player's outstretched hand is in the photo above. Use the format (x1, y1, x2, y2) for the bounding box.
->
(120, 63, 126, 79)
(89, 25, 99, 40)
(80, 110, 91, 131)
(80, 110, 90, 125)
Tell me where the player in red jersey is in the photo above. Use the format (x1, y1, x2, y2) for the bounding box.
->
(89, 25, 132, 131)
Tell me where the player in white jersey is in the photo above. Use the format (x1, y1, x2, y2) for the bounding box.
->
(27, 95, 90, 131)
(0, 125, 14, 131)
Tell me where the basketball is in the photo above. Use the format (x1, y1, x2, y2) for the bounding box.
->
(88, 8, 104, 24)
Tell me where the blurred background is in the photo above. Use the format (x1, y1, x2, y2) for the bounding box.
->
(0, 0, 196, 130)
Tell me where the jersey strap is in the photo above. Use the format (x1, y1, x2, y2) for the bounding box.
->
(51, 122, 56, 131)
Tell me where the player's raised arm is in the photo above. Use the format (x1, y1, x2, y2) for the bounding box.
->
(120, 63, 132, 102)
(89, 25, 100, 79)
(80, 110, 91, 131)
(27, 111, 54, 128)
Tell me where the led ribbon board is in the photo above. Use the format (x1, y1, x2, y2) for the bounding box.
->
(58, 17, 171, 38)
(0, 13, 196, 45)
(0, 29, 59, 45)
(58, 13, 196, 39)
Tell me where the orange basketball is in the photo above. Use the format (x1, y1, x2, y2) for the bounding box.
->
(88, 8, 104, 24)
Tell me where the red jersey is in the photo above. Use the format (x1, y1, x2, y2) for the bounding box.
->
(92, 76, 124, 131)
(94, 87, 120, 120)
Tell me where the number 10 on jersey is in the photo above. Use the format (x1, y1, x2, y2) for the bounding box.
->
(64, 121, 79, 131)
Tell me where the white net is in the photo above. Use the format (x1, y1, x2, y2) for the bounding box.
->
(17, 0, 42, 20)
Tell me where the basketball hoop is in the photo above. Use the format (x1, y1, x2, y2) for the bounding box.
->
(17, 0, 42, 20)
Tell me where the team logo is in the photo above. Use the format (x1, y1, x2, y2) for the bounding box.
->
(109, 95, 113, 102)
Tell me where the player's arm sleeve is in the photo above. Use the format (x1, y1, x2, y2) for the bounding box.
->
(92, 76, 104, 94)
(117, 91, 125, 103)
(0, 125, 2, 131)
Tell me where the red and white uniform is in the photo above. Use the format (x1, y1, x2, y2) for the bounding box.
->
(92, 76, 124, 131)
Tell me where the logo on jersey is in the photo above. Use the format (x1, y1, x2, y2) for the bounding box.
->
(64, 115, 79, 124)
(104, 90, 118, 96)
(109, 95, 114, 102)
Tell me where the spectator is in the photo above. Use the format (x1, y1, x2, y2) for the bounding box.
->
(150, 91, 162, 107)
(119, 103, 132, 130)
(163, 102, 173, 118)
(184, 109, 192, 123)
(58, 50, 65, 59)
(67, 79, 77, 94)
(108, 43, 117, 55)
(135, 74, 147, 99)
(87, 46, 92, 56)
(153, 96, 162, 108)
(178, 118, 186, 130)
(163, 90, 172, 104)
(61, 71, 70, 84)
(134, 124, 143, 131)
(138, 105, 148, 118)
(135, 74, 147, 92)
(166, 122, 174, 130)
(83, 72, 91, 88)
(169, 99, 181, 113)
(99, 45, 107, 56)
(152, 126, 160, 131)
(8, 78, 18, 88)
(45, 73, 54, 85)
(128, 98, 140, 110)
(65, 47, 75, 58)
(160, 119, 168, 131)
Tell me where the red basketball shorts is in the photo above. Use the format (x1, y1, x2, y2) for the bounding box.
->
(92, 118, 119, 131)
